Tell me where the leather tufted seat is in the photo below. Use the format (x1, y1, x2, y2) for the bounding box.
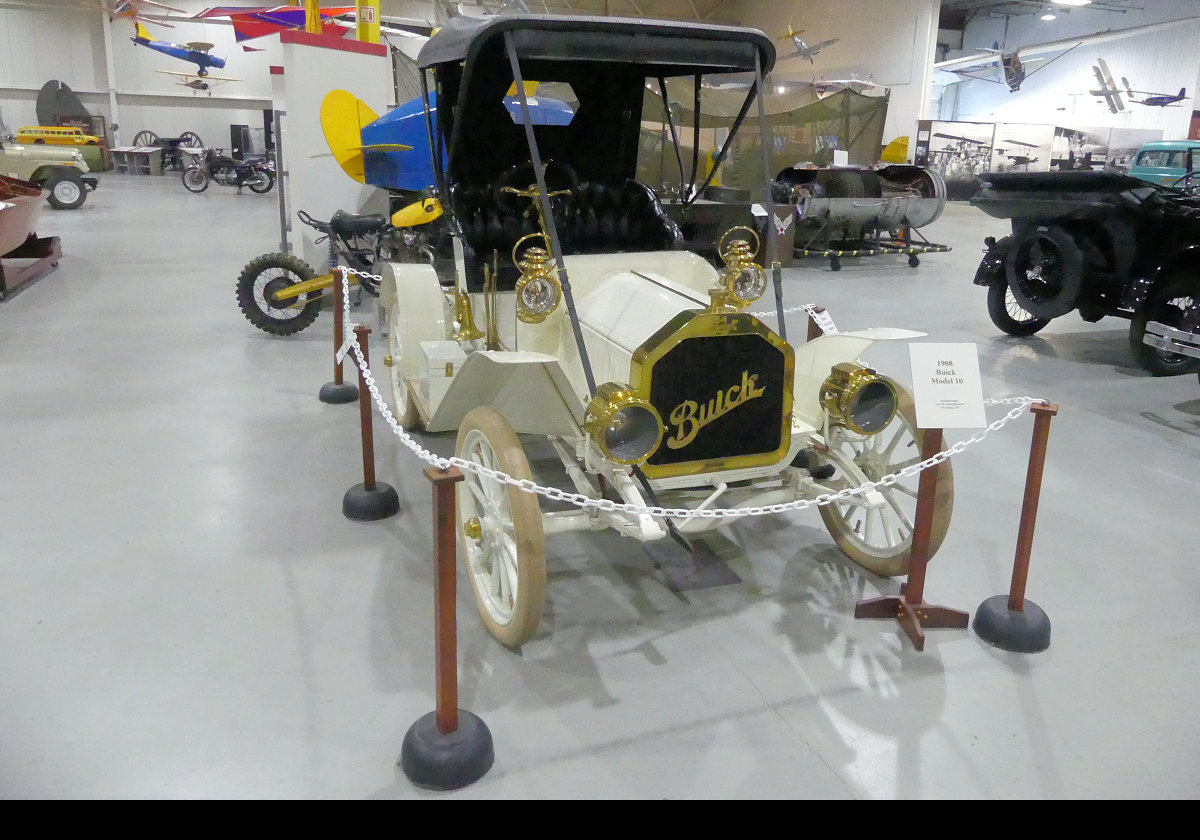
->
(451, 178, 683, 291)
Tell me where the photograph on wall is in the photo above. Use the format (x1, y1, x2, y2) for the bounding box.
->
(1050, 125, 1110, 171)
(916, 119, 995, 199)
(990, 122, 1053, 173)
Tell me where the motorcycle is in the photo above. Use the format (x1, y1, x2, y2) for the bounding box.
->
(181, 148, 274, 194)
(236, 190, 446, 336)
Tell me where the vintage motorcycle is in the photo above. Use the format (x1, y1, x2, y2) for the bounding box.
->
(236, 190, 446, 336)
(181, 148, 274, 194)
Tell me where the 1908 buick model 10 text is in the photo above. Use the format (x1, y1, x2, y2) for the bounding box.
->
(377, 14, 953, 648)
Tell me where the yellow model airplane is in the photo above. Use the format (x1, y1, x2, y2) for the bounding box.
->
(156, 69, 239, 95)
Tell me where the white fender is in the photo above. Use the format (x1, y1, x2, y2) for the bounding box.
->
(792, 327, 925, 426)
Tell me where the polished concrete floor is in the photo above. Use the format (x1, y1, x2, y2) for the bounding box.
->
(2, 171, 1198, 799)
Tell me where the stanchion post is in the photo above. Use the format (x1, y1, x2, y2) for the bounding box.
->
(399, 466, 494, 790)
(973, 402, 1059, 652)
(342, 326, 399, 521)
(319, 268, 358, 404)
(854, 426, 968, 650)
(806, 305, 825, 343)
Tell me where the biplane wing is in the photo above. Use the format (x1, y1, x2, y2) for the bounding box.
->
(1090, 58, 1125, 113)
(156, 68, 239, 95)
(192, 5, 357, 42)
(95, 1, 184, 28)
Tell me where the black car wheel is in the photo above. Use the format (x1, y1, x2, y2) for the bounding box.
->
(1004, 225, 1083, 319)
(1129, 273, 1200, 376)
(987, 281, 1050, 337)
(44, 173, 87, 210)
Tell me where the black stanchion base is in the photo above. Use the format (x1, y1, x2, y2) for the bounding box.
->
(319, 381, 358, 403)
(343, 482, 400, 521)
(400, 710, 494, 791)
(973, 594, 1051, 653)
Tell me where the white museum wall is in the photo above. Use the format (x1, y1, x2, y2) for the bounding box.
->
(277, 34, 392, 271)
(941, 1, 1200, 139)
(0, 0, 277, 146)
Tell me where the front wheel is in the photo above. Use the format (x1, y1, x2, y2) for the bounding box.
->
(181, 166, 209, 193)
(235, 252, 322, 336)
(1129, 273, 1200, 376)
(987, 281, 1050, 336)
(44, 174, 86, 210)
(456, 406, 546, 649)
(818, 383, 954, 577)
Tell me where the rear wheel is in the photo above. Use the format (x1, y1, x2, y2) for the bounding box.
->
(181, 166, 209, 193)
(1129, 273, 1200, 376)
(235, 252, 322, 336)
(247, 171, 274, 194)
(132, 130, 158, 147)
(456, 407, 546, 649)
(44, 174, 86, 210)
(987, 281, 1050, 336)
(818, 383, 954, 577)
(385, 302, 420, 429)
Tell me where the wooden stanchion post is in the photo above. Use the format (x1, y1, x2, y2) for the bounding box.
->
(806, 305, 825, 342)
(973, 402, 1059, 652)
(341, 325, 398, 520)
(319, 268, 358, 404)
(854, 427, 968, 650)
(399, 466, 494, 790)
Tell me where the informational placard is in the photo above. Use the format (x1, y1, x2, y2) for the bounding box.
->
(908, 343, 987, 429)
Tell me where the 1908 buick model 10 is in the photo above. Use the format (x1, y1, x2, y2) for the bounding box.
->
(379, 14, 952, 648)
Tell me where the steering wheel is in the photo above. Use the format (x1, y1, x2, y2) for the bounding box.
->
(493, 159, 580, 220)
(1168, 170, 1200, 195)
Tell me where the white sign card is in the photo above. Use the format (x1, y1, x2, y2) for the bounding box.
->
(907, 343, 987, 429)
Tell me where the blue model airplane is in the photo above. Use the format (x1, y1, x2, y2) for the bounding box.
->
(130, 22, 226, 76)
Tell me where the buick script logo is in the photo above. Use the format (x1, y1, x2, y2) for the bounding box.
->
(666, 370, 766, 449)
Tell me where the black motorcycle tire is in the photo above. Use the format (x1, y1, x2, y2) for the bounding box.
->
(987, 280, 1050, 337)
(1004, 224, 1083, 320)
(182, 166, 209, 193)
(248, 172, 274, 194)
(236, 252, 322, 336)
(1128, 272, 1200, 376)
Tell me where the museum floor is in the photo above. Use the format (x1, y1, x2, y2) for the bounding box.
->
(2, 171, 1198, 800)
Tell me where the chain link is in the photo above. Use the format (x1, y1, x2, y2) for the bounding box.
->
(337, 270, 1047, 520)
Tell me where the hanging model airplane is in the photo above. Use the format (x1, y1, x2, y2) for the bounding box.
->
(935, 41, 1062, 92)
(130, 22, 226, 75)
(1123, 80, 1187, 107)
(155, 68, 239, 95)
(777, 25, 838, 63)
(1090, 58, 1125, 112)
(191, 6, 358, 43)
(814, 74, 885, 99)
(92, 1, 184, 28)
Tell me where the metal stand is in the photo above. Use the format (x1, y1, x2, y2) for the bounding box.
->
(974, 402, 1058, 653)
(342, 325, 399, 521)
(319, 269, 358, 404)
(854, 428, 968, 650)
(400, 467, 494, 790)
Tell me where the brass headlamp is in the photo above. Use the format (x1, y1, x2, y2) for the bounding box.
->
(821, 362, 898, 435)
(716, 225, 767, 310)
(512, 233, 562, 323)
(584, 382, 664, 464)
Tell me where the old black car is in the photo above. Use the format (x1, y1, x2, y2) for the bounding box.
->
(970, 170, 1200, 375)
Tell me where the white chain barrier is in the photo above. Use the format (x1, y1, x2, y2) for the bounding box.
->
(337, 268, 1047, 521)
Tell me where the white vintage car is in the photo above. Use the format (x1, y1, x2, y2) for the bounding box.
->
(378, 14, 953, 648)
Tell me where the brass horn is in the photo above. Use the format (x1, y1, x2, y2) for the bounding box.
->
(453, 290, 485, 342)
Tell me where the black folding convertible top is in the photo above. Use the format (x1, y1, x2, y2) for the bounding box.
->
(416, 13, 775, 76)
(414, 14, 776, 191)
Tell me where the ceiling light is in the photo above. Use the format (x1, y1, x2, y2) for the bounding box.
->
(1052, 1, 1092, 7)
(1041, 11, 1057, 20)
